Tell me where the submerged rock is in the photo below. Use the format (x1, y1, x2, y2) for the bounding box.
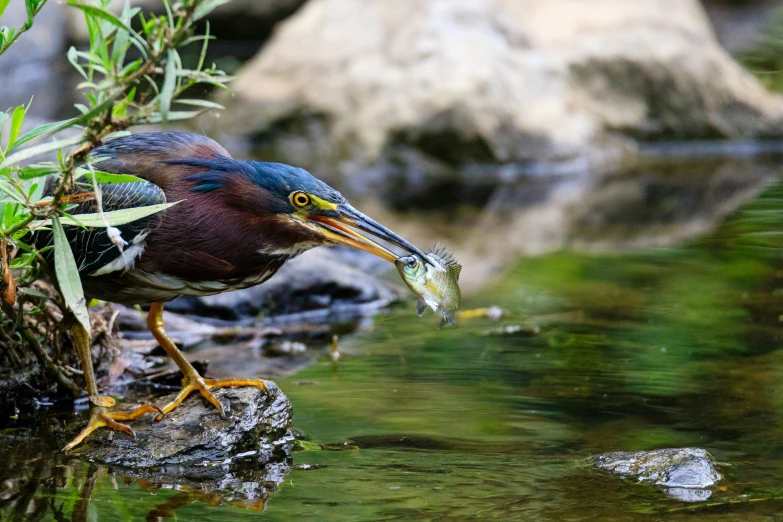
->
(215, 0, 783, 206)
(591, 448, 723, 502)
(69, 384, 294, 475)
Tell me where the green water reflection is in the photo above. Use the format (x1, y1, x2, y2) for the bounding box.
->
(7, 183, 783, 520)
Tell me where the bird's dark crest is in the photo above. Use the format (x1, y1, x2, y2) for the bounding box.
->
(428, 243, 462, 280)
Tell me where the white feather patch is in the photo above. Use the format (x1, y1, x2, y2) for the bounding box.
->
(90, 244, 145, 276)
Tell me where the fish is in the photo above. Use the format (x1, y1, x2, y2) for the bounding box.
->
(395, 243, 462, 326)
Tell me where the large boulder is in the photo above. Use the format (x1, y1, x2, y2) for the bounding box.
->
(214, 0, 783, 205)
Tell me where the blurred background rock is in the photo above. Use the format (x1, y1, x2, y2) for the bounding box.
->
(4, 0, 783, 291)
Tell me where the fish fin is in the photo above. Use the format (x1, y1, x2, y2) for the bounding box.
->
(416, 299, 427, 317)
(428, 243, 462, 281)
(442, 310, 455, 327)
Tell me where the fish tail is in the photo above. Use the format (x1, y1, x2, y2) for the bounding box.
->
(442, 310, 455, 327)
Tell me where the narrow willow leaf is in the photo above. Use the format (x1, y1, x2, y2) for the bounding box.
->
(52, 215, 91, 335)
(67, 1, 148, 59)
(192, 0, 231, 22)
(103, 130, 132, 141)
(24, 0, 36, 23)
(8, 117, 80, 152)
(0, 179, 25, 204)
(18, 163, 59, 179)
(146, 110, 206, 124)
(8, 105, 25, 148)
(19, 288, 50, 299)
(0, 134, 85, 168)
(197, 21, 210, 71)
(67, 46, 88, 80)
(0, 0, 11, 19)
(80, 171, 145, 184)
(159, 49, 178, 124)
(33, 201, 179, 228)
(175, 99, 224, 110)
(111, 1, 132, 67)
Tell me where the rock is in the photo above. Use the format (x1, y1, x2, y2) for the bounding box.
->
(591, 448, 723, 502)
(214, 0, 783, 206)
(69, 384, 294, 474)
(166, 248, 401, 322)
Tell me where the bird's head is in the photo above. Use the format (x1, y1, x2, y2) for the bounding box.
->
(178, 158, 428, 262)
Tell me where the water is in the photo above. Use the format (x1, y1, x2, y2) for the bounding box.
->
(5, 172, 783, 520)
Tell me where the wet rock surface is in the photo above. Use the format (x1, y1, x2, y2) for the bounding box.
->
(69, 384, 294, 476)
(591, 448, 723, 502)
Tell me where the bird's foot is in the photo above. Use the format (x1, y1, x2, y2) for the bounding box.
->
(154, 375, 267, 421)
(63, 397, 162, 452)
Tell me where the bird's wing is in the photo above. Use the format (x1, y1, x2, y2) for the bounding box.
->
(92, 131, 232, 190)
(33, 181, 166, 276)
(34, 132, 230, 277)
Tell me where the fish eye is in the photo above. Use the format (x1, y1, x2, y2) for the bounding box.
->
(290, 191, 311, 208)
(406, 258, 418, 268)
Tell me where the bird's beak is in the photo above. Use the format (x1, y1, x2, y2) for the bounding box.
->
(307, 203, 430, 263)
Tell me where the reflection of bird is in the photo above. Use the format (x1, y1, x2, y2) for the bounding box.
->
(36, 132, 426, 450)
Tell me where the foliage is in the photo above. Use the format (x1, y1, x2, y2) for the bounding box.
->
(0, 0, 48, 57)
(0, 0, 230, 394)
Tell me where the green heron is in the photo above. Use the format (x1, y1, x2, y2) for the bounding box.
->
(35, 132, 428, 450)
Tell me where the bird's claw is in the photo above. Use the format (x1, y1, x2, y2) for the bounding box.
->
(153, 376, 267, 421)
(63, 401, 159, 452)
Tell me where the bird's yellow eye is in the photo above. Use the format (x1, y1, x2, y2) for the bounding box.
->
(291, 191, 311, 208)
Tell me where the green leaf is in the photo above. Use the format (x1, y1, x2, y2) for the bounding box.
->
(146, 110, 207, 124)
(24, 0, 36, 24)
(7, 105, 26, 150)
(197, 22, 211, 72)
(8, 117, 81, 152)
(159, 49, 178, 124)
(111, 1, 132, 65)
(33, 201, 179, 228)
(0, 179, 25, 204)
(19, 287, 51, 299)
(0, 134, 85, 168)
(192, 0, 231, 22)
(174, 99, 224, 111)
(0, 0, 11, 19)
(66, 1, 148, 59)
(67, 46, 88, 80)
(52, 215, 91, 335)
(79, 171, 145, 184)
(18, 162, 59, 179)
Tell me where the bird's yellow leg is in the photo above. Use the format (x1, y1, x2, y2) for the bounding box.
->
(147, 302, 267, 420)
(63, 323, 161, 451)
